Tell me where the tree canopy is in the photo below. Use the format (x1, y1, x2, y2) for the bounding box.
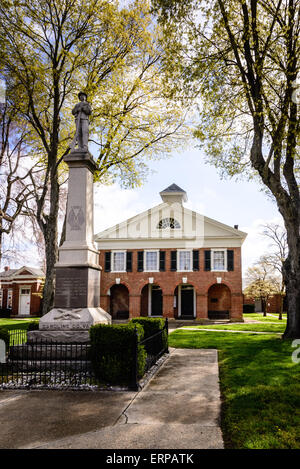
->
(0, 0, 189, 313)
(153, 0, 300, 338)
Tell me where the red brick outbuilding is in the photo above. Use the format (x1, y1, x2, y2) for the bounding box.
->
(0, 266, 44, 317)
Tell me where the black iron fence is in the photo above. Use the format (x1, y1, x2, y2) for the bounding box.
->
(9, 329, 27, 346)
(0, 321, 169, 390)
(0, 334, 96, 389)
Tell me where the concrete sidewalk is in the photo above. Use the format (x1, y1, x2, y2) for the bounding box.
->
(0, 348, 224, 449)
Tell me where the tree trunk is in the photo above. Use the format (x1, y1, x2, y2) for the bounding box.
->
(40, 162, 60, 316)
(59, 209, 67, 247)
(282, 224, 300, 338)
(262, 298, 266, 316)
(42, 215, 58, 315)
(278, 292, 284, 320)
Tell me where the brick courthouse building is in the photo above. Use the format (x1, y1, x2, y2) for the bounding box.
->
(96, 185, 247, 321)
(0, 266, 44, 317)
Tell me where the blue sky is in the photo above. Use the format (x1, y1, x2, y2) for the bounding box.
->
(94, 146, 282, 277)
(10, 144, 282, 277)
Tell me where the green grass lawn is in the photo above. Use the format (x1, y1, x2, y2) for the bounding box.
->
(169, 329, 300, 449)
(183, 323, 286, 333)
(0, 318, 39, 331)
(245, 313, 287, 322)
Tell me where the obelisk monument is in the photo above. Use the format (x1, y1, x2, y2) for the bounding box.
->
(32, 92, 111, 342)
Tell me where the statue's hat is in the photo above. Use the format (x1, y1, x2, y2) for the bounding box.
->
(78, 91, 87, 99)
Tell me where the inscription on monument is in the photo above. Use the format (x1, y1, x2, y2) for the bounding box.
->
(40, 322, 91, 331)
(55, 268, 88, 308)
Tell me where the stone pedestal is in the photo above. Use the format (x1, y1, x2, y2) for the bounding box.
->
(34, 149, 111, 343)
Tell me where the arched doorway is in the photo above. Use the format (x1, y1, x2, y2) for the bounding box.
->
(174, 285, 196, 319)
(140, 284, 163, 317)
(208, 284, 231, 319)
(110, 284, 129, 319)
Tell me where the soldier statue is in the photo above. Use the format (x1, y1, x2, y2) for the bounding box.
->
(70, 91, 92, 151)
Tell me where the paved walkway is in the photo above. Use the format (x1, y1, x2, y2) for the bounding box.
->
(179, 327, 282, 335)
(0, 348, 223, 449)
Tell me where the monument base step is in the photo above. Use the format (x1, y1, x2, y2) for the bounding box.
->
(27, 330, 90, 344)
(39, 307, 111, 331)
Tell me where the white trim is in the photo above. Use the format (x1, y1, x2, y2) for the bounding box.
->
(95, 202, 247, 241)
(147, 284, 163, 317)
(144, 250, 159, 272)
(178, 285, 196, 318)
(18, 285, 31, 316)
(178, 285, 181, 316)
(211, 249, 228, 272)
(7, 288, 13, 310)
(177, 249, 192, 272)
(1, 280, 41, 285)
(148, 284, 152, 317)
(0, 289, 3, 308)
(111, 250, 126, 273)
(157, 217, 181, 229)
(96, 238, 244, 250)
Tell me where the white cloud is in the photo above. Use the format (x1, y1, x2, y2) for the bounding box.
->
(94, 184, 149, 234)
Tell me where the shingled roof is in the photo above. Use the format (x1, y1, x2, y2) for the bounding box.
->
(0, 266, 44, 278)
(160, 183, 186, 193)
(159, 183, 188, 204)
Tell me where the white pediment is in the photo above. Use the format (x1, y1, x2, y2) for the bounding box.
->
(95, 203, 247, 249)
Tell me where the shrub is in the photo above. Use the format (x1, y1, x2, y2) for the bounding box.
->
(89, 323, 147, 385)
(0, 328, 10, 349)
(130, 317, 168, 355)
(27, 321, 40, 331)
(0, 308, 11, 318)
(243, 304, 255, 314)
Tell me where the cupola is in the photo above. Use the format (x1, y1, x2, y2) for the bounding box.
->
(159, 183, 188, 205)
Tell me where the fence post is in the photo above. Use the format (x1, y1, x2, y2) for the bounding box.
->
(165, 317, 169, 353)
(131, 326, 139, 391)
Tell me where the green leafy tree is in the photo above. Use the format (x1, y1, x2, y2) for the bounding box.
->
(0, 0, 188, 314)
(153, 0, 300, 338)
(244, 259, 281, 315)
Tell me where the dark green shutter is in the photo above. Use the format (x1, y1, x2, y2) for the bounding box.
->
(104, 252, 111, 272)
(126, 252, 132, 272)
(159, 251, 166, 271)
(227, 250, 234, 271)
(137, 251, 144, 272)
(204, 250, 211, 271)
(170, 251, 177, 271)
(193, 250, 199, 271)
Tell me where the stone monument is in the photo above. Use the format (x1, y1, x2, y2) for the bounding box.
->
(29, 92, 111, 343)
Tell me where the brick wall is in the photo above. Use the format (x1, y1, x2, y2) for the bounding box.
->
(244, 293, 284, 314)
(0, 280, 42, 316)
(99, 247, 243, 320)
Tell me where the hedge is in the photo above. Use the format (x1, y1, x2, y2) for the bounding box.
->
(0, 308, 11, 318)
(130, 317, 168, 355)
(89, 323, 147, 385)
(27, 321, 40, 331)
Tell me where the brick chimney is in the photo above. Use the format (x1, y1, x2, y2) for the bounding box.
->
(4, 266, 10, 271)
